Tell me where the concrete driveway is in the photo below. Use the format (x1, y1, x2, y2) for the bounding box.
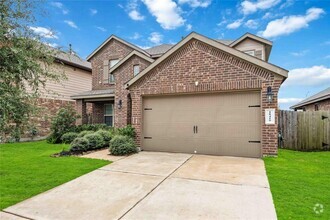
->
(3, 152, 277, 220)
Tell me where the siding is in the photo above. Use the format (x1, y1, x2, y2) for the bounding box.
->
(234, 38, 265, 60)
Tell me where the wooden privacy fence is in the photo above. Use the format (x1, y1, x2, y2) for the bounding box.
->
(279, 110, 330, 151)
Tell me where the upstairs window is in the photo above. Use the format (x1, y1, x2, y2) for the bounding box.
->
(109, 59, 119, 69)
(133, 65, 140, 76)
(244, 50, 255, 56)
(109, 73, 115, 83)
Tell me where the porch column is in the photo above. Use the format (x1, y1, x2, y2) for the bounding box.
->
(76, 99, 88, 125)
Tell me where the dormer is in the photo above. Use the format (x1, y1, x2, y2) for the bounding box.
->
(230, 33, 273, 62)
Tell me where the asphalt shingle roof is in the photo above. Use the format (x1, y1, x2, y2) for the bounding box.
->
(55, 51, 91, 71)
(145, 44, 174, 57)
(71, 89, 114, 99)
(291, 87, 330, 109)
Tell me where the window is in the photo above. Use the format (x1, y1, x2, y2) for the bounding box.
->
(104, 104, 114, 126)
(109, 59, 119, 69)
(109, 73, 115, 83)
(244, 50, 255, 56)
(315, 104, 319, 111)
(133, 65, 140, 76)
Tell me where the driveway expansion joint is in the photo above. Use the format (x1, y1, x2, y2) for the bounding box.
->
(2, 210, 33, 220)
(118, 154, 193, 220)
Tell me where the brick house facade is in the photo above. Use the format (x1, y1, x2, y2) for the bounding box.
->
(291, 87, 330, 111)
(73, 32, 288, 157)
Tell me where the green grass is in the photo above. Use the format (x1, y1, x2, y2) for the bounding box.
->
(0, 141, 110, 210)
(264, 149, 330, 219)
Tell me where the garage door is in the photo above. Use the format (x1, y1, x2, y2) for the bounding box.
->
(142, 91, 261, 158)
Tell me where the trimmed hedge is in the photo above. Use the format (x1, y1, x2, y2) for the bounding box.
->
(70, 137, 89, 152)
(95, 130, 112, 145)
(77, 130, 94, 138)
(84, 133, 104, 150)
(61, 132, 78, 144)
(109, 135, 137, 156)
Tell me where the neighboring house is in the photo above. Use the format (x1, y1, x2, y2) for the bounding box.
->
(72, 32, 288, 157)
(291, 87, 330, 111)
(25, 51, 92, 138)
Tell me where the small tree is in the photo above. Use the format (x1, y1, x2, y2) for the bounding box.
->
(0, 0, 63, 142)
(47, 106, 80, 144)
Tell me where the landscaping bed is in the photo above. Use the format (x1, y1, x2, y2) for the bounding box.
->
(0, 141, 110, 210)
(264, 149, 330, 219)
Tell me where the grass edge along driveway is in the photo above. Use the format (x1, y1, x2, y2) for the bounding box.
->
(0, 141, 110, 210)
(264, 149, 329, 219)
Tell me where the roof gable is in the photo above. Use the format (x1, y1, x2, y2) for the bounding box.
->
(87, 35, 149, 61)
(109, 50, 154, 74)
(126, 32, 288, 88)
(230, 33, 272, 47)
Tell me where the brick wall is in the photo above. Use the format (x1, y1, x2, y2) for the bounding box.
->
(129, 39, 284, 156)
(303, 99, 330, 111)
(25, 98, 91, 138)
(112, 55, 151, 128)
(89, 39, 133, 90)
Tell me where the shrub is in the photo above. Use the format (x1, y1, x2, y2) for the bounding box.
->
(84, 133, 105, 150)
(70, 137, 89, 153)
(74, 124, 111, 132)
(61, 132, 78, 144)
(47, 106, 80, 143)
(109, 135, 137, 156)
(77, 130, 94, 138)
(95, 130, 112, 145)
(117, 125, 135, 138)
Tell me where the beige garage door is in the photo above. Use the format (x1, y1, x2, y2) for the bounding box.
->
(142, 91, 261, 158)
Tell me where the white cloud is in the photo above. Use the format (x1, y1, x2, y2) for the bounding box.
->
(278, 98, 303, 104)
(148, 32, 163, 44)
(245, 19, 258, 29)
(241, 0, 281, 15)
(142, 0, 185, 30)
(259, 8, 325, 38)
(130, 32, 142, 40)
(178, 0, 212, 8)
(64, 20, 79, 29)
(226, 19, 243, 29)
(290, 50, 309, 57)
(127, 0, 145, 21)
(186, 24, 192, 31)
(45, 42, 59, 48)
(280, 0, 294, 9)
(129, 10, 145, 20)
(283, 66, 330, 87)
(137, 45, 151, 50)
(90, 9, 98, 15)
(324, 55, 330, 59)
(29, 26, 58, 39)
(96, 26, 107, 32)
(323, 41, 330, 45)
(50, 2, 69, 14)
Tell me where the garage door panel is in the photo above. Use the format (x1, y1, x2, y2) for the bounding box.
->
(142, 91, 261, 158)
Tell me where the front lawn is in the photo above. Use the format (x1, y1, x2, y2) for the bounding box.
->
(264, 149, 330, 219)
(0, 141, 110, 210)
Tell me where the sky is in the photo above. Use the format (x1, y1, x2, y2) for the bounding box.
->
(31, 0, 330, 110)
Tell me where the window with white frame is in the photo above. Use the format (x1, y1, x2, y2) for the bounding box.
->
(244, 50, 255, 56)
(109, 59, 119, 68)
(133, 65, 140, 76)
(104, 104, 114, 126)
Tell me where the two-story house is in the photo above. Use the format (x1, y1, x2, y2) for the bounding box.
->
(72, 32, 288, 157)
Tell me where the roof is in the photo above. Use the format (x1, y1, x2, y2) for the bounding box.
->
(145, 44, 173, 58)
(109, 50, 154, 74)
(229, 33, 272, 47)
(71, 89, 114, 99)
(126, 32, 288, 88)
(86, 35, 150, 61)
(290, 87, 330, 109)
(55, 51, 91, 71)
(215, 39, 234, 45)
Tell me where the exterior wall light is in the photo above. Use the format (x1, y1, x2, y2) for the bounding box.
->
(266, 86, 274, 103)
(118, 99, 122, 109)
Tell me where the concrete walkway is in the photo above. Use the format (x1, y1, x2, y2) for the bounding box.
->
(3, 152, 277, 220)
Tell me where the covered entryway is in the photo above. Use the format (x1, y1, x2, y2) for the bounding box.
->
(142, 91, 261, 157)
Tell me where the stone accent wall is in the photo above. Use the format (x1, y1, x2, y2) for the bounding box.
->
(302, 99, 330, 111)
(129, 39, 284, 156)
(112, 55, 151, 128)
(89, 39, 133, 90)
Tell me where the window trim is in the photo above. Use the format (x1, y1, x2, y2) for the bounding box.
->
(244, 50, 255, 56)
(104, 104, 114, 127)
(133, 64, 140, 76)
(109, 59, 119, 68)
